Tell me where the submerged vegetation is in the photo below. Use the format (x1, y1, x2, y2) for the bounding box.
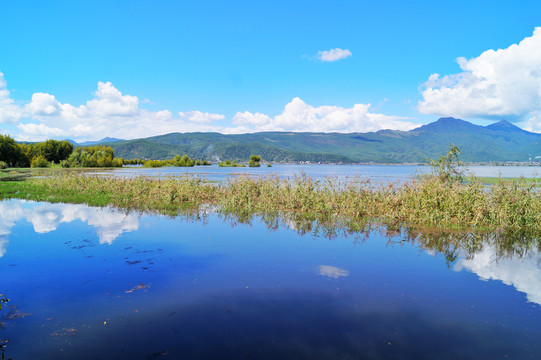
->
(1, 146, 541, 249)
(1, 159, 541, 236)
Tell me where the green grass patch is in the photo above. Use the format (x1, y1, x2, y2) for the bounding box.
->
(475, 176, 541, 185)
(2, 172, 541, 237)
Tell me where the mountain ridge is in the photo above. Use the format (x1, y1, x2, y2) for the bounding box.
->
(75, 118, 541, 163)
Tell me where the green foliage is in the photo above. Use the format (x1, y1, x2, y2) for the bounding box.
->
(143, 160, 163, 168)
(0, 161, 6, 170)
(5, 169, 541, 237)
(142, 154, 208, 168)
(0, 135, 73, 168)
(219, 160, 245, 167)
(101, 117, 541, 163)
(0, 135, 25, 167)
(173, 154, 195, 167)
(30, 155, 50, 168)
(68, 145, 122, 167)
(20, 140, 73, 167)
(430, 144, 464, 182)
(122, 158, 145, 165)
(248, 155, 261, 167)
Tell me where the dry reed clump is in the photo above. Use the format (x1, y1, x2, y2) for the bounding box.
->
(25, 171, 541, 234)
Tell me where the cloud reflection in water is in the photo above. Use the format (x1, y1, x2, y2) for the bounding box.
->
(455, 246, 541, 305)
(0, 201, 139, 257)
(318, 265, 349, 279)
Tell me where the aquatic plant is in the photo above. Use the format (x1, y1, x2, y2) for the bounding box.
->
(2, 145, 541, 237)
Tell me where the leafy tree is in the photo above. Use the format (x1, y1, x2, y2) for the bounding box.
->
(0, 135, 25, 167)
(248, 155, 261, 167)
(430, 143, 464, 182)
(68, 145, 122, 167)
(41, 140, 73, 163)
(30, 155, 49, 168)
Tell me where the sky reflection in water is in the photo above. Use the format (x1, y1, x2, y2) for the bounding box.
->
(1, 199, 541, 359)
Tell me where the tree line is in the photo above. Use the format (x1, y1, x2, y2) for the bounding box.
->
(0, 134, 218, 169)
(0, 135, 123, 168)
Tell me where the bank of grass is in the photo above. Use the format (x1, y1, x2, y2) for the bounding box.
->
(2, 170, 541, 234)
(476, 176, 541, 185)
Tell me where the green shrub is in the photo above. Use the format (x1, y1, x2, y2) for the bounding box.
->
(249, 155, 261, 167)
(31, 155, 50, 168)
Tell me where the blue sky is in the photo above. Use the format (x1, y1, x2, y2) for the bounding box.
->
(1, 0, 541, 141)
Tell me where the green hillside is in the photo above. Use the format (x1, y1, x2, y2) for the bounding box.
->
(94, 118, 541, 163)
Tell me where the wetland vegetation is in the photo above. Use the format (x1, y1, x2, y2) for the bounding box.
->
(1, 146, 541, 241)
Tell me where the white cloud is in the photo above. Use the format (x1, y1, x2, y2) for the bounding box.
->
(24, 93, 62, 116)
(178, 110, 225, 124)
(86, 81, 139, 116)
(0, 201, 138, 247)
(455, 245, 541, 305)
(229, 97, 419, 133)
(319, 265, 349, 278)
(418, 27, 541, 130)
(0, 72, 22, 123)
(24, 203, 139, 245)
(0, 70, 415, 140)
(12, 81, 225, 142)
(18, 123, 68, 138)
(0, 202, 24, 258)
(317, 48, 352, 62)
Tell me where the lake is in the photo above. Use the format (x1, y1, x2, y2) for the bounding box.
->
(89, 164, 541, 183)
(1, 198, 541, 359)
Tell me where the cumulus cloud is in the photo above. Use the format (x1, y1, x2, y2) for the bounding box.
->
(13, 80, 225, 142)
(0, 72, 22, 123)
(18, 123, 68, 138)
(455, 245, 541, 305)
(178, 110, 225, 124)
(24, 203, 139, 245)
(229, 97, 419, 133)
(319, 265, 349, 279)
(0, 69, 415, 140)
(24, 93, 62, 116)
(418, 27, 541, 130)
(0, 202, 24, 258)
(317, 48, 352, 62)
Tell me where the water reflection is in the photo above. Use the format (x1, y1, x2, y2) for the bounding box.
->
(318, 265, 349, 279)
(0, 201, 139, 255)
(2, 199, 541, 358)
(0, 202, 24, 258)
(455, 246, 541, 304)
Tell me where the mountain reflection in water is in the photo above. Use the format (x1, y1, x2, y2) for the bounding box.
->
(1, 199, 541, 359)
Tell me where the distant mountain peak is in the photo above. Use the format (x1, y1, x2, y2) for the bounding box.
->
(79, 137, 125, 146)
(486, 120, 528, 133)
(413, 117, 482, 133)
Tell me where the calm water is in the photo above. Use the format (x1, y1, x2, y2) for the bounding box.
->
(1, 199, 541, 359)
(89, 164, 541, 183)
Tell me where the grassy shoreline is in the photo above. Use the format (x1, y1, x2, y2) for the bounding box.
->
(2, 171, 541, 235)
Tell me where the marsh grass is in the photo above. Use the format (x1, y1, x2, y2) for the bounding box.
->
(3, 169, 541, 266)
(3, 171, 541, 234)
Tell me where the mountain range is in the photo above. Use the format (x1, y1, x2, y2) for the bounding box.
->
(75, 117, 541, 163)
